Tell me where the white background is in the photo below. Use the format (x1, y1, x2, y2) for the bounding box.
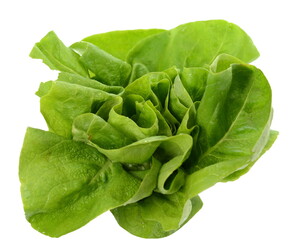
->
(1, 0, 299, 239)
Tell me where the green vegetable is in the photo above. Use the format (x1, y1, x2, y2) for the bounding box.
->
(19, 20, 278, 238)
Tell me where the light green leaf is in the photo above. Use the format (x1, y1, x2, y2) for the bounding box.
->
(111, 192, 203, 238)
(83, 29, 165, 60)
(127, 20, 259, 71)
(125, 157, 162, 204)
(71, 41, 131, 86)
(22, 21, 278, 239)
(57, 72, 124, 95)
(222, 129, 279, 181)
(19, 128, 141, 237)
(30, 31, 88, 77)
(210, 53, 244, 72)
(72, 113, 132, 149)
(183, 159, 247, 198)
(73, 115, 193, 194)
(128, 62, 150, 83)
(155, 134, 192, 194)
(169, 75, 193, 121)
(38, 80, 114, 138)
(183, 60, 273, 197)
(124, 71, 171, 111)
(195, 63, 272, 169)
(180, 67, 208, 102)
(108, 96, 160, 141)
(177, 102, 198, 135)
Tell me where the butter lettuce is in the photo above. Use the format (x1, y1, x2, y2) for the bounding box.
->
(19, 20, 278, 238)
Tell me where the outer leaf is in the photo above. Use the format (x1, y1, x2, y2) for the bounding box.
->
(30, 31, 88, 77)
(195, 63, 272, 169)
(183, 130, 278, 197)
(57, 72, 124, 95)
(71, 42, 131, 86)
(19, 128, 141, 237)
(82, 29, 165, 60)
(183, 159, 247, 198)
(210, 53, 244, 72)
(183, 60, 273, 197)
(222, 129, 278, 181)
(127, 20, 259, 72)
(37, 80, 115, 138)
(111, 192, 203, 238)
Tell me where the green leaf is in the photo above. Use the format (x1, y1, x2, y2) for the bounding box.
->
(195, 62, 272, 169)
(210, 53, 244, 72)
(73, 115, 193, 194)
(169, 75, 193, 121)
(72, 113, 132, 149)
(30, 31, 88, 77)
(183, 159, 247, 198)
(183, 60, 273, 197)
(128, 62, 150, 83)
(111, 192, 203, 238)
(180, 67, 208, 102)
(57, 72, 124, 95)
(19, 128, 141, 237)
(124, 71, 182, 135)
(222, 129, 279, 181)
(125, 157, 162, 204)
(38, 80, 114, 138)
(177, 102, 198, 135)
(82, 29, 165, 60)
(22, 21, 278, 239)
(124, 71, 170, 110)
(155, 134, 193, 194)
(71, 41, 131, 86)
(127, 20, 259, 72)
(108, 96, 160, 141)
